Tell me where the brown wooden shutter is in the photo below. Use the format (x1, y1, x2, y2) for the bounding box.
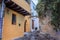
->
(12, 14, 16, 25)
(32, 20, 34, 29)
(24, 20, 27, 32)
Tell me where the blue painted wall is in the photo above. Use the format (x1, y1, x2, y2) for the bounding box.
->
(0, 18, 2, 38)
(0, 3, 2, 38)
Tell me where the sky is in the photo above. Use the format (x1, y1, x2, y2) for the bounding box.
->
(32, 0, 38, 5)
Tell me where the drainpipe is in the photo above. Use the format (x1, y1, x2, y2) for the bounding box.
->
(0, 0, 5, 38)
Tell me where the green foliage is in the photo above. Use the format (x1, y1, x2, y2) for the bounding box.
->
(36, 0, 57, 17)
(36, 2, 45, 17)
(36, 0, 60, 31)
(51, 2, 60, 31)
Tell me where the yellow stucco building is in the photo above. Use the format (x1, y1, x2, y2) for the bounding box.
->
(2, 0, 31, 40)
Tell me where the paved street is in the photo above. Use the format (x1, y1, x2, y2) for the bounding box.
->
(15, 31, 57, 40)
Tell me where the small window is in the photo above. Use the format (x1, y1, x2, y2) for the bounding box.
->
(32, 20, 34, 29)
(12, 14, 16, 25)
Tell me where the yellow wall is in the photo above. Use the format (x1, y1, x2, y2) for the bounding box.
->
(2, 8, 25, 40)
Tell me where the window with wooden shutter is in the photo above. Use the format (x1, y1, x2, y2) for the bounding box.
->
(12, 14, 16, 25)
(32, 20, 34, 29)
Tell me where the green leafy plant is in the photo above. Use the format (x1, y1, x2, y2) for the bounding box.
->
(36, 0, 60, 32)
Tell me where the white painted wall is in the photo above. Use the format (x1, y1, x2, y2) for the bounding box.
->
(30, 17, 39, 32)
(30, 0, 39, 31)
(30, 0, 39, 32)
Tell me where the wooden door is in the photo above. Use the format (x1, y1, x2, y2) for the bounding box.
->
(24, 20, 27, 32)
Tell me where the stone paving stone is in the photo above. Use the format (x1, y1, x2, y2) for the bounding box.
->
(14, 31, 57, 40)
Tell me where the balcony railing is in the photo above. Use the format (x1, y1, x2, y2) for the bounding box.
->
(12, 0, 30, 13)
(4, 0, 31, 15)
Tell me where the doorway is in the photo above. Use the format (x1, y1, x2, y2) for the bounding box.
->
(24, 20, 27, 32)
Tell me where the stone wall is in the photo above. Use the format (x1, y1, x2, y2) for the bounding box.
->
(39, 16, 56, 37)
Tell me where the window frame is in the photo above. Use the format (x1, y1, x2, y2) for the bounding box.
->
(32, 20, 34, 29)
(12, 14, 16, 25)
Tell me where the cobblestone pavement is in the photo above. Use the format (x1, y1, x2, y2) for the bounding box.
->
(15, 31, 57, 40)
